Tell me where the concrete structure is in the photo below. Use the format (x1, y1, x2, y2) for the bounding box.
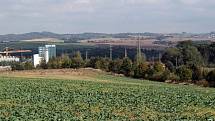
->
(0, 56, 20, 62)
(44, 45, 56, 63)
(39, 47, 46, 58)
(33, 45, 56, 67)
(38, 45, 56, 63)
(33, 54, 43, 67)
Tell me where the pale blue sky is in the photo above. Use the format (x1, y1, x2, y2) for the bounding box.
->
(0, 0, 214, 34)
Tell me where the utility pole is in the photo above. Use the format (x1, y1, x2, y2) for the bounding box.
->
(110, 44, 112, 60)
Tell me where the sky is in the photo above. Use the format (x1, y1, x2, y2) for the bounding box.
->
(0, 0, 215, 34)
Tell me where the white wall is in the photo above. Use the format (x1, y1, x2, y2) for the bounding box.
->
(45, 49, 49, 63)
(33, 54, 43, 67)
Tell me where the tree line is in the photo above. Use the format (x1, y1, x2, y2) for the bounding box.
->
(41, 48, 215, 87)
(1, 41, 215, 87)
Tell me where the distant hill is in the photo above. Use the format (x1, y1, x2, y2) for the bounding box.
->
(0, 32, 62, 42)
(0, 32, 162, 43)
(0, 32, 130, 43)
(0, 31, 213, 43)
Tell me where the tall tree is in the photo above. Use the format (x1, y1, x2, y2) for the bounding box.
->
(61, 54, 71, 68)
(176, 66, 192, 81)
(133, 62, 149, 78)
(181, 46, 203, 66)
(71, 51, 85, 68)
(109, 58, 123, 73)
(95, 58, 111, 71)
(161, 48, 183, 69)
(135, 53, 146, 66)
(39, 59, 48, 69)
(121, 57, 133, 76)
(206, 70, 215, 87)
(47, 57, 63, 69)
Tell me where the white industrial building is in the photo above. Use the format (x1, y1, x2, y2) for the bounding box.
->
(33, 45, 56, 67)
(33, 54, 43, 67)
(0, 56, 20, 62)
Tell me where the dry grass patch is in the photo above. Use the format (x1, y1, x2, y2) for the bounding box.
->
(0, 68, 108, 82)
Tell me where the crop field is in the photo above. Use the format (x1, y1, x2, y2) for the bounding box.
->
(80, 38, 168, 48)
(0, 69, 215, 120)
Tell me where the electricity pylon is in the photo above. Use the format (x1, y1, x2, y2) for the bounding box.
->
(110, 44, 112, 60)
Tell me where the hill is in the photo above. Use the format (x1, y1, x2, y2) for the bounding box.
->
(0, 32, 128, 42)
(0, 32, 61, 42)
(0, 69, 215, 120)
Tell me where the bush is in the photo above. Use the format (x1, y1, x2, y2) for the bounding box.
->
(146, 66, 155, 79)
(189, 65, 203, 81)
(165, 61, 175, 72)
(23, 62, 34, 70)
(202, 69, 210, 79)
(133, 62, 149, 78)
(206, 70, 215, 87)
(149, 72, 163, 82)
(39, 59, 48, 69)
(149, 69, 179, 82)
(176, 66, 192, 81)
(61, 55, 71, 68)
(95, 58, 111, 71)
(70, 51, 85, 69)
(86, 57, 99, 68)
(160, 69, 171, 82)
(11, 62, 25, 70)
(196, 80, 209, 87)
(168, 73, 180, 81)
(47, 58, 62, 69)
(154, 62, 165, 73)
(120, 57, 133, 77)
(109, 59, 123, 74)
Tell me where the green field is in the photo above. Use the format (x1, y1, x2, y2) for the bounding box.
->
(0, 74, 215, 120)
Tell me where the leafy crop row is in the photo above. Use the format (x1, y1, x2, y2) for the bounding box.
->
(0, 77, 215, 120)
